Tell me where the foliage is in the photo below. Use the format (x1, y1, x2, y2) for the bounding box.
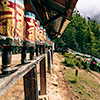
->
(64, 52, 82, 69)
(54, 10, 100, 58)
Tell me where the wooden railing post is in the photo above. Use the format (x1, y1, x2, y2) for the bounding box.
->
(1, 46, 12, 73)
(40, 57, 46, 95)
(47, 50, 52, 74)
(30, 47, 34, 60)
(51, 49, 53, 64)
(23, 64, 38, 100)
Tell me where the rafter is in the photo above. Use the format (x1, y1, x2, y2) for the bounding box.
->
(29, 0, 44, 25)
(43, 13, 64, 26)
(44, 0, 65, 14)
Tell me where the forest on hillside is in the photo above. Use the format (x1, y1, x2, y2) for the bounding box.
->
(54, 10, 100, 59)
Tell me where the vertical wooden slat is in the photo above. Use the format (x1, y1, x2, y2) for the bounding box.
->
(51, 49, 53, 64)
(40, 57, 46, 95)
(23, 64, 38, 100)
(33, 64, 38, 100)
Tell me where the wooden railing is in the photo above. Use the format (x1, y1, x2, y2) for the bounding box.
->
(0, 47, 53, 100)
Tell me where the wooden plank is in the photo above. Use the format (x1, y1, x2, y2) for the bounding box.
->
(0, 54, 45, 97)
(40, 57, 46, 95)
(29, 0, 44, 25)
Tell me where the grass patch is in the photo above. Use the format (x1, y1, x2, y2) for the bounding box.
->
(63, 68, 100, 100)
(57, 53, 65, 60)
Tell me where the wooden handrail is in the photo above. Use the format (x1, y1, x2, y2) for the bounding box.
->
(0, 54, 45, 97)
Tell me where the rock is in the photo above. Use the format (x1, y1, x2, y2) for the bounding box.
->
(64, 67, 66, 70)
(52, 82, 58, 87)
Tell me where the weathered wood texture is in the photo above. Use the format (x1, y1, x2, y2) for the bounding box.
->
(40, 57, 46, 95)
(23, 64, 38, 100)
(0, 54, 45, 97)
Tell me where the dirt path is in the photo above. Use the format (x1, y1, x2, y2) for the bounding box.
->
(52, 53, 79, 100)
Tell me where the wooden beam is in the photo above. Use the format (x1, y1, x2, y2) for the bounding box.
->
(44, 0, 65, 14)
(43, 13, 63, 26)
(58, 17, 66, 33)
(29, 0, 44, 25)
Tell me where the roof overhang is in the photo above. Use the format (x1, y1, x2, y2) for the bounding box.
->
(24, 0, 78, 40)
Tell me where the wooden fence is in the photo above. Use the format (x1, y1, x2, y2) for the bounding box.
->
(0, 47, 53, 100)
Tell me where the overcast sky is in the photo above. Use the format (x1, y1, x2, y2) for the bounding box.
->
(76, 0, 100, 23)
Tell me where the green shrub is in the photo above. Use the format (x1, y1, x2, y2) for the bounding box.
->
(59, 52, 62, 55)
(74, 59, 82, 68)
(69, 59, 75, 67)
(65, 58, 75, 67)
(64, 52, 75, 58)
(64, 52, 70, 57)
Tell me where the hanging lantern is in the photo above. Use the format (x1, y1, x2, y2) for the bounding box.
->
(24, 11, 35, 46)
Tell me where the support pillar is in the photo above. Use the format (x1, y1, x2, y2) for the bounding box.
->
(41, 45, 43, 54)
(39, 45, 42, 55)
(40, 57, 46, 95)
(36, 45, 38, 57)
(47, 50, 52, 74)
(23, 64, 38, 100)
(43, 45, 45, 54)
(21, 46, 27, 64)
(30, 47, 34, 60)
(1, 46, 12, 73)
